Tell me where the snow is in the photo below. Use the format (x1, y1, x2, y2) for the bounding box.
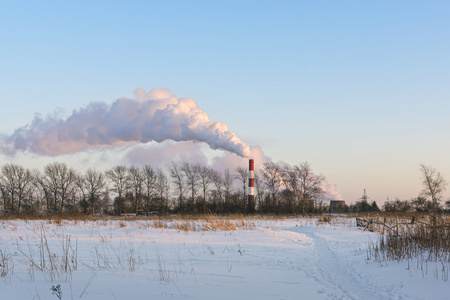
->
(0, 217, 449, 299)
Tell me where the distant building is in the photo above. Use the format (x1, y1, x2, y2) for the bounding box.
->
(329, 200, 346, 213)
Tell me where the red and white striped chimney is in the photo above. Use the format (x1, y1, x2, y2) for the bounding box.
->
(248, 159, 255, 212)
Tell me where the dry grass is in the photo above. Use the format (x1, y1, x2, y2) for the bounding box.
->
(17, 223, 78, 282)
(110, 214, 259, 232)
(118, 221, 127, 228)
(0, 214, 280, 292)
(0, 214, 262, 232)
(317, 215, 331, 223)
(366, 214, 450, 281)
(0, 249, 13, 280)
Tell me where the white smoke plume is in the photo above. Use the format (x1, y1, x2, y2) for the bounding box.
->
(0, 87, 342, 200)
(123, 141, 267, 173)
(320, 181, 344, 202)
(1, 88, 252, 158)
(124, 141, 343, 201)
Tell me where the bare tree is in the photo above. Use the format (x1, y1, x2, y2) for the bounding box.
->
(0, 164, 34, 214)
(84, 168, 106, 214)
(234, 166, 248, 209)
(197, 166, 213, 211)
(254, 172, 264, 210)
(295, 162, 325, 214)
(33, 169, 53, 211)
(223, 168, 234, 205)
(75, 173, 88, 213)
(419, 164, 447, 210)
(279, 165, 300, 212)
(261, 162, 282, 208)
(75, 168, 106, 214)
(142, 165, 157, 211)
(128, 166, 144, 213)
(169, 162, 185, 210)
(106, 165, 129, 214)
(42, 165, 60, 211)
(182, 163, 200, 207)
(210, 169, 224, 208)
(41, 162, 77, 214)
(0, 179, 8, 211)
(281, 165, 299, 201)
(155, 168, 170, 211)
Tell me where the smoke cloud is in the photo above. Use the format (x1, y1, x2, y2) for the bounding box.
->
(320, 181, 344, 202)
(124, 141, 343, 201)
(0, 87, 342, 201)
(1, 88, 252, 158)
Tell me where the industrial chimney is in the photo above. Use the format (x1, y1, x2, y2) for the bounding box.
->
(247, 159, 255, 212)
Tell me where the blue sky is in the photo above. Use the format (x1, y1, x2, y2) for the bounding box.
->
(1, 1, 450, 204)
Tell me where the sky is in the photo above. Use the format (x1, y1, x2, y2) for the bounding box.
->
(1, 1, 449, 204)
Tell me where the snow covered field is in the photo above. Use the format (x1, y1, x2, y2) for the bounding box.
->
(0, 216, 449, 300)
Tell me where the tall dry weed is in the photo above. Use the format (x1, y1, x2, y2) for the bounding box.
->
(367, 219, 450, 281)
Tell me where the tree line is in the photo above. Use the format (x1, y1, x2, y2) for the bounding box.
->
(0, 161, 330, 216)
(1, 162, 447, 216)
(346, 164, 448, 213)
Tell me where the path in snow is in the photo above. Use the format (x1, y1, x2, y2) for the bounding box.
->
(292, 226, 381, 300)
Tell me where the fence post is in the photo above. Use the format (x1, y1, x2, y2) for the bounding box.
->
(411, 216, 415, 224)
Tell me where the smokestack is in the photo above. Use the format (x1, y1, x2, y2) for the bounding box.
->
(247, 158, 255, 212)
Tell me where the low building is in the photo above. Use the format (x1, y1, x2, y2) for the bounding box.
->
(329, 200, 346, 213)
